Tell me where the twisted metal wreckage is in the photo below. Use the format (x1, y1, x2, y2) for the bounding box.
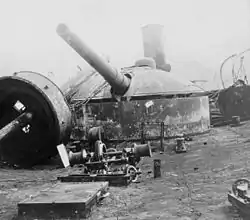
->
(208, 48, 250, 126)
(0, 22, 249, 218)
(55, 23, 207, 184)
(217, 49, 250, 215)
(57, 24, 250, 216)
(63, 24, 210, 145)
(0, 23, 248, 169)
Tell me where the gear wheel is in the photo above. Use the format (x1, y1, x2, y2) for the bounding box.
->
(126, 165, 138, 183)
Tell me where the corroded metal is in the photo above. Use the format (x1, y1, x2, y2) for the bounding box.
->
(217, 85, 250, 121)
(81, 96, 210, 141)
(56, 23, 209, 141)
(0, 71, 72, 167)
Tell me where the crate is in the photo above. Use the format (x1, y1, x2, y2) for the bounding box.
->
(18, 181, 108, 219)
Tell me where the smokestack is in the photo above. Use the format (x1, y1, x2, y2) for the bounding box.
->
(141, 24, 171, 72)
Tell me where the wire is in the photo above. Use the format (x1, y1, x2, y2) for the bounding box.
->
(70, 81, 109, 109)
(65, 70, 99, 101)
(220, 53, 237, 89)
(233, 55, 248, 85)
(226, 48, 250, 86)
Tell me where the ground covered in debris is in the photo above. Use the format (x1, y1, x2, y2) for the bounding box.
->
(2, 122, 250, 219)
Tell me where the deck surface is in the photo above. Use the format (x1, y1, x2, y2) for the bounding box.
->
(2, 122, 250, 219)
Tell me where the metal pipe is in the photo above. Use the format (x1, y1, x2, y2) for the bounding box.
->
(220, 54, 237, 89)
(85, 158, 128, 167)
(103, 151, 123, 157)
(0, 112, 33, 142)
(56, 23, 131, 96)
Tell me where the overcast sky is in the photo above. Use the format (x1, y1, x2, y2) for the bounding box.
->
(0, 0, 249, 86)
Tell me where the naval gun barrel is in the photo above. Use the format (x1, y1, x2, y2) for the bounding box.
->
(56, 23, 131, 96)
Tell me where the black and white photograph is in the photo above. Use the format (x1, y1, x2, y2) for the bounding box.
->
(0, 0, 250, 219)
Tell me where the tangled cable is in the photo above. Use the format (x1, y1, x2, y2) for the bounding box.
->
(220, 48, 250, 89)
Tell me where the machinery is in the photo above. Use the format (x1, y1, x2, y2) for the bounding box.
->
(57, 125, 152, 183)
(175, 135, 187, 153)
(61, 135, 152, 183)
(0, 71, 72, 167)
(228, 179, 250, 215)
(56, 24, 210, 143)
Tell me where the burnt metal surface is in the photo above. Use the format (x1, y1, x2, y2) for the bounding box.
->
(0, 71, 72, 167)
(217, 85, 250, 120)
(201, 85, 250, 127)
(75, 96, 210, 141)
(56, 23, 209, 142)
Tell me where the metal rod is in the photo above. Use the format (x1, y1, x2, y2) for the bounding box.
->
(160, 122, 164, 151)
(0, 112, 33, 142)
(220, 54, 237, 89)
(140, 122, 145, 144)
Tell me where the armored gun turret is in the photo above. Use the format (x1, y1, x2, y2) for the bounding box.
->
(57, 24, 210, 141)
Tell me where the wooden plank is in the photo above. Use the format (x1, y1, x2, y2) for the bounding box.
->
(18, 181, 108, 219)
(58, 174, 131, 186)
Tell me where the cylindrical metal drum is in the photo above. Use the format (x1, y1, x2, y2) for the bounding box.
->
(0, 71, 72, 167)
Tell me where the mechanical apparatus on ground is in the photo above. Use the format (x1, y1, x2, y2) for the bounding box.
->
(58, 126, 152, 183)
